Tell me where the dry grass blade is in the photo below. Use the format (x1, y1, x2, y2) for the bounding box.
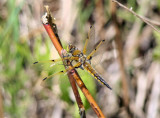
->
(112, 0, 160, 33)
(110, 0, 129, 108)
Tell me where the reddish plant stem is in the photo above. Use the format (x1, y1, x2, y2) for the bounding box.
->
(43, 24, 86, 117)
(71, 69, 105, 118)
(43, 24, 63, 56)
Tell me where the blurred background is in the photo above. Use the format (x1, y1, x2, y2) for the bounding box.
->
(0, 0, 160, 118)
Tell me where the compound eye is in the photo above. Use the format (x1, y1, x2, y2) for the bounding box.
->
(69, 44, 73, 49)
(67, 44, 72, 51)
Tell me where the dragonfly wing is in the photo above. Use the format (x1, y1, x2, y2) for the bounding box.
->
(83, 25, 95, 54)
(83, 26, 96, 55)
(83, 62, 112, 90)
(41, 62, 82, 87)
(33, 58, 65, 72)
(84, 26, 113, 67)
(87, 40, 105, 60)
(90, 38, 114, 68)
(33, 56, 79, 71)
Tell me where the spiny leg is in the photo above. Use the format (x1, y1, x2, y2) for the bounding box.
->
(83, 62, 112, 90)
(87, 40, 105, 60)
(83, 25, 95, 55)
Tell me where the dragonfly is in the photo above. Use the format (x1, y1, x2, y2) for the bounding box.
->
(34, 26, 112, 90)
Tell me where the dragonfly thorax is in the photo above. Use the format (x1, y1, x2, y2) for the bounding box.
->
(79, 55, 87, 64)
(68, 44, 83, 57)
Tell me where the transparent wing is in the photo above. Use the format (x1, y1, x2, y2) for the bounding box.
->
(33, 58, 65, 88)
(88, 25, 96, 48)
(89, 38, 112, 68)
(33, 58, 64, 72)
(83, 25, 96, 55)
(33, 56, 79, 72)
(40, 62, 82, 87)
(83, 26, 112, 67)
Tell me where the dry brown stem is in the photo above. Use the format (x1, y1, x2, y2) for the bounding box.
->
(110, 0, 129, 107)
(112, 0, 160, 33)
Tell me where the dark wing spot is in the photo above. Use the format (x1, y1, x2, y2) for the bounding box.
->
(60, 71, 64, 73)
(52, 60, 55, 62)
(88, 56, 92, 60)
(43, 77, 47, 81)
(33, 62, 38, 64)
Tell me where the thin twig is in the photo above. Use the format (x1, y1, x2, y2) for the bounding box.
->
(42, 6, 106, 118)
(110, 0, 129, 107)
(112, 0, 160, 33)
(141, 16, 160, 26)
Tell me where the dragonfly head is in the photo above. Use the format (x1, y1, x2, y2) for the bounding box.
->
(67, 44, 76, 53)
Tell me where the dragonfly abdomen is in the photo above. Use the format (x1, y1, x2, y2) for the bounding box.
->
(84, 62, 112, 90)
(94, 73, 112, 90)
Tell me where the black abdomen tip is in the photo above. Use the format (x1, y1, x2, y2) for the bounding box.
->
(106, 84, 112, 90)
(95, 75, 112, 90)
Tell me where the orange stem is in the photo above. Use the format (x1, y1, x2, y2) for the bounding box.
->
(42, 12, 106, 117)
(43, 24, 63, 56)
